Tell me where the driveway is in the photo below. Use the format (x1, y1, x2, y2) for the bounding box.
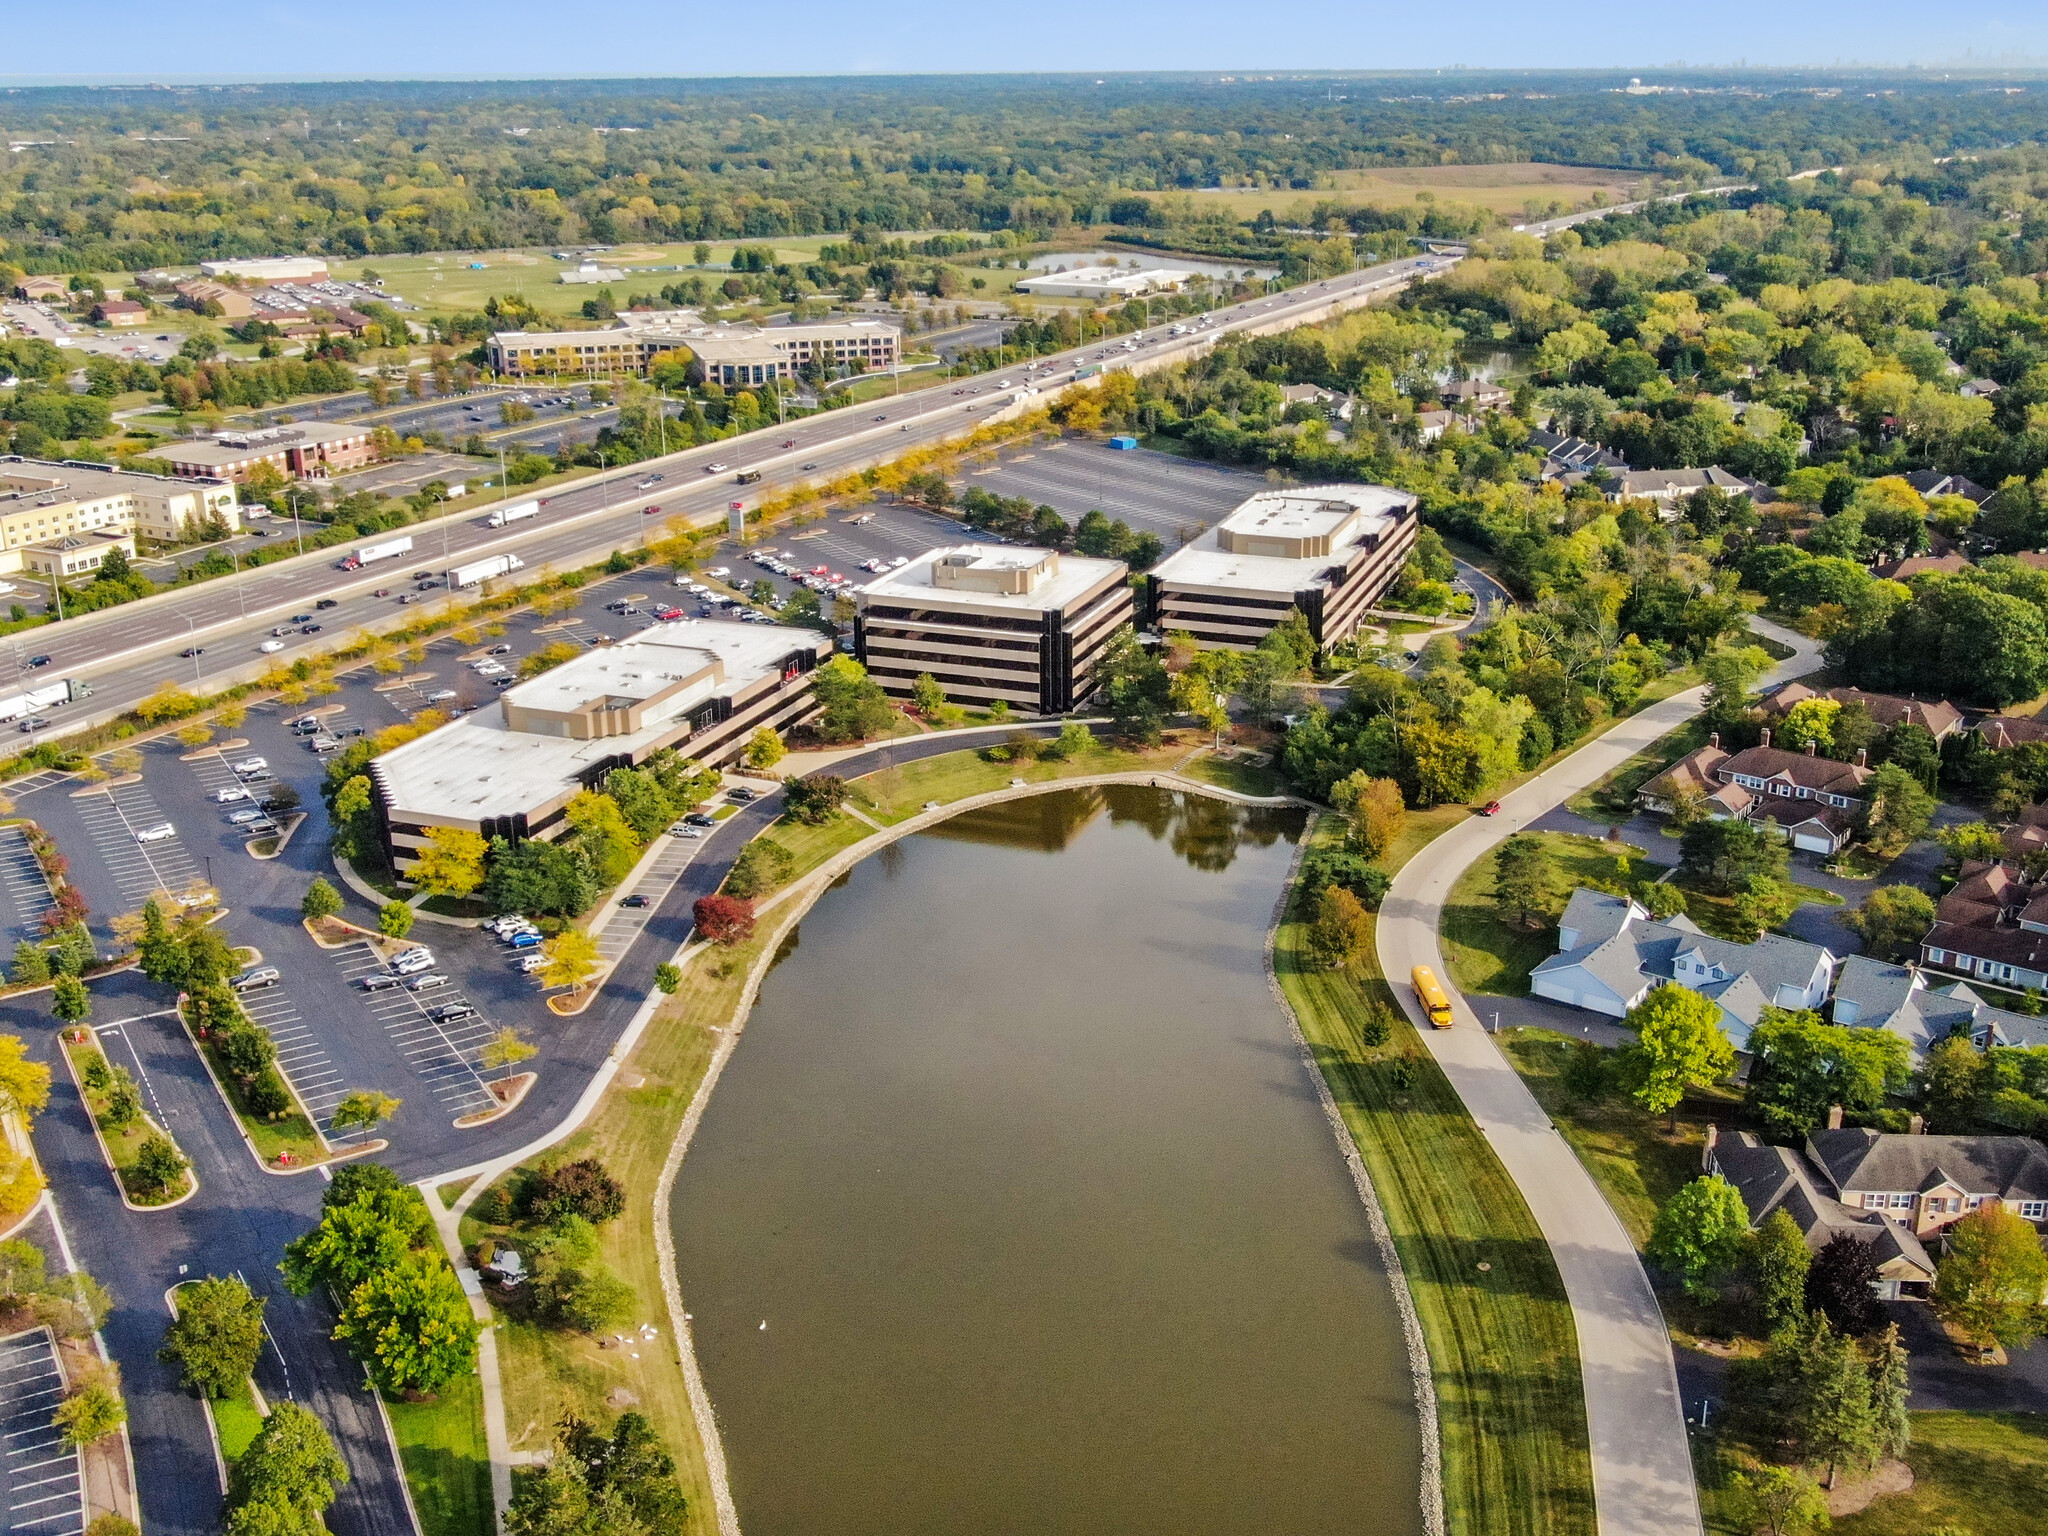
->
(1374, 616, 1822, 1536)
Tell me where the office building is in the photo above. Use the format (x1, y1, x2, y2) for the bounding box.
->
(1143, 483, 1419, 651)
(486, 317, 899, 383)
(162, 423, 375, 483)
(370, 621, 832, 876)
(198, 257, 331, 284)
(0, 458, 239, 570)
(855, 545, 1133, 714)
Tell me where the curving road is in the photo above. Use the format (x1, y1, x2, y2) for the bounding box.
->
(1374, 617, 1819, 1536)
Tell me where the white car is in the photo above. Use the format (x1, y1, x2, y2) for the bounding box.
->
(391, 948, 436, 975)
(520, 953, 551, 974)
(889, 556, 909, 568)
(135, 822, 176, 843)
(704, 462, 729, 474)
(230, 758, 267, 775)
(214, 786, 250, 804)
(425, 689, 458, 702)
(706, 566, 730, 577)
(258, 640, 285, 654)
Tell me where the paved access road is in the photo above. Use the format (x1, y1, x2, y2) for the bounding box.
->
(18, 254, 1455, 738)
(1373, 617, 1820, 1536)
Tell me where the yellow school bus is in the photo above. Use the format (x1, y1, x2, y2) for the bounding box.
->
(1411, 965, 1454, 1029)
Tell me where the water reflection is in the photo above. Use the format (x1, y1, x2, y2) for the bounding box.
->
(925, 783, 1300, 869)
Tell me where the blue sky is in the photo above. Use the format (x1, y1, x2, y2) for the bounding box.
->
(12, 2, 2048, 81)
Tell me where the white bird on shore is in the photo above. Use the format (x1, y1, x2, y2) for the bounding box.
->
(759, 1320, 767, 1331)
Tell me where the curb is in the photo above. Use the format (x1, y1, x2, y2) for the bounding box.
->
(56, 1030, 199, 1213)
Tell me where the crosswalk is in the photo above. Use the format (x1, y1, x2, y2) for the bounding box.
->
(328, 942, 496, 1119)
(0, 1330, 85, 1535)
(71, 781, 200, 906)
(0, 827, 56, 940)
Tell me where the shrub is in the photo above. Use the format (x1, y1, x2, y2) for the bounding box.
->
(692, 894, 755, 947)
(243, 1070, 292, 1119)
(782, 774, 848, 824)
(300, 878, 342, 922)
(725, 839, 796, 899)
(528, 1158, 626, 1226)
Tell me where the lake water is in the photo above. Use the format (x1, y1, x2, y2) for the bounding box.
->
(669, 786, 1424, 1536)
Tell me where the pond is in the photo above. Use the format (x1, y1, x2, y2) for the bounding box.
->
(670, 786, 1424, 1536)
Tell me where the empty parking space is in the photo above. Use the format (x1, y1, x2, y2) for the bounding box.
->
(70, 782, 201, 906)
(328, 943, 495, 1120)
(2, 772, 71, 800)
(0, 829, 55, 942)
(236, 985, 360, 1141)
(0, 1330, 85, 1536)
(595, 831, 703, 966)
(966, 440, 1262, 541)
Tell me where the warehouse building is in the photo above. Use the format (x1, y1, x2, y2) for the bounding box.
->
(197, 257, 331, 284)
(0, 458, 239, 568)
(370, 622, 832, 876)
(855, 545, 1134, 714)
(486, 317, 899, 383)
(1015, 264, 1199, 300)
(1143, 484, 1419, 652)
(161, 423, 375, 483)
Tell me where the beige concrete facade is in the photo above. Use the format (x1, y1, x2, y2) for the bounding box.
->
(0, 458, 239, 571)
(855, 544, 1133, 714)
(487, 318, 899, 384)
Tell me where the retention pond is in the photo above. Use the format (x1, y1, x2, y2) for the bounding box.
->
(670, 785, 1425, 1535)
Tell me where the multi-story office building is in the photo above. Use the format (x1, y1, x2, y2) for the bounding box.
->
(486, 317, 900, 384)
(161, 423, 376, 483)
(0, 457, 239, 569)
(855, 545, 1134, 715)
(1144, 484, 1420, 651)
(370, 621, 831, 876)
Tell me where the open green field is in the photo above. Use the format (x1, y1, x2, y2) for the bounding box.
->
(210, 1382, 264, 1463)
(1829, 1412, 2048, 1536)
(386, 1374, 493, 1536)
(845, 734, 1190, 824)
(1276, 814, 1594, 1536)
(1440, 831, 1648, 998)
(1132, 163, 1646, 222)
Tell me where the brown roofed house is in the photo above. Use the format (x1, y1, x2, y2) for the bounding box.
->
(1637, 734, 1753, 818)
(1975, 714, 2048, 751)
(1872, 552, 1971, 581)
(1712, 731, 1872, 852)
(1920, 860, 2048, 992)
(1764, 683, 1964, 741)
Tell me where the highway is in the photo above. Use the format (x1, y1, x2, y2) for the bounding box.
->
(10, 251, 1457, 738)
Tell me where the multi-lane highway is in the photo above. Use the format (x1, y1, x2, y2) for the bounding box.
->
(11, 252, 1456, 738)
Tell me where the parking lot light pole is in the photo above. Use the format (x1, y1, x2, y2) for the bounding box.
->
(285, 489, 305, 557)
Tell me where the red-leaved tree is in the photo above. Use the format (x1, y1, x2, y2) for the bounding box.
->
(692, 894, 756, 947)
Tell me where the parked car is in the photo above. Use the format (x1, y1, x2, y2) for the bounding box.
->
(520, 953, 551, 974)
(230, 757, 267, 775)
(405, 973, 450, 992)
(727, 786, 758, 802)
(684, 812, 717, 828)
(424, 689, 458, 702)
(508, 932, 542, 950)
(621, 894, 650, 908)
(231, 967, 281, 991)
(428, 1003, 477, 1025)
(359, 973, 404, 992)
(135, 822, 176, 842)
(670, 824, 703, 839)
(391, 948, 436, 975)
(227, 809, 265, 825)
(215, 786, 250, 804)
(487, 644, 513, 656)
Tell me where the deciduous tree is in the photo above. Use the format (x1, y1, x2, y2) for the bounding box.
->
(1932, 1205, 2048, 1354)
(299, 877, 342, 922)
(538, 930, 601, 991)
(330, 1090, 400, 1133)
(691, 895, 754, 947)
(1847, 884, 1936, 960)
(1749, 1208, 1812, 1335)
(377, 902, 415, 939)
(410, 827, 490, 900)
(1305, 884, 1371, 974)
(1621, 985, 1734, 1126)
(1493, 834, 1562, 928)
(1806, 1231, 1885, 1336)
(332, 1252, 480, 1395)
(160, 1275, 266, 1399)
(1648, 1174, 1750, 1301)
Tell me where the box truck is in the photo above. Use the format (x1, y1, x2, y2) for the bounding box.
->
(336, 535, 414, 571)
(486, 499, 540, 529)
(446, 553, 526, 589)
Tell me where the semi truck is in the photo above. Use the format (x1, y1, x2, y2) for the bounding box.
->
(445, 553, 526, 589)
(336, 535, 414, 572)
(486, 499, 541, 529)
(0, 677, 92, 724)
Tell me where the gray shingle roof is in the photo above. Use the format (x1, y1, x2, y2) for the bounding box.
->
(1710, 1130, 1935, 1279)
(1807, 1128, 2048, 1203)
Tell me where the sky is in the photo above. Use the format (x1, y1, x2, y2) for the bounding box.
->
(10, 1, 2048, 82)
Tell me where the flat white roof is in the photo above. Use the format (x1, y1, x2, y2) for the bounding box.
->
(859, 544, 1126, 614)
(1015, 265, 1197, 293)
(375, 620, 820, 822)
(1150, 483, 1415, 594)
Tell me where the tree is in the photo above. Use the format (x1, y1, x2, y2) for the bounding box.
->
(782, 774, 847, 824)
(807, 655, 896, 743)
(1932, 1204, 2048, 1354)
(377, 901, 415, 939)
(227, 1400, 348, 1533)
(1730, 874, 1798, 943)
(1749, 1209, 1812, 1335)
(1727, 1466, 1830, 1536)
(1702, 644, 1773, 725)
(481, 1028, 537, 1081)
(1919, 1034, 1987, 1131)
(910, 672, 948, 718)
(1621, 985, 1735, 1126)
(724, 839, 794, 898)
(692, 895, 754, 947)
(1861, 762, 1935, 852)
(160, 1275, 266, 1399)
(1847, 884, 1935, 960)
(1777, 698, 1841, 754)
(1096, 624, 1170, 742)
(1747, 1009, 1912, 1137)
(281, 1188, 431, 1299)
(331, 1090, 400, 1133)
(528, 1159, 625, 1226)
(132, 1134, 188, 1198)
(53, 1383, 125, 1447)
(1493, 834, 1562, 929)
(410, 827, 489, 900)
(539, 930, 602, 991)
(742, 725, 786, 771)
(1561, 1041, 1609, 1103)
(332, 1252, 480, 1395)
(652, 963, 682, 995)
(509, 1411, 686, 1536)
(9, 943, 48, 986)
(48, 974, 89, 1025)
(1648, 1174, 1750, 1301)
(300, 877, 342, 922)
(1806, 1231, 1885, 1336)
(1869, 1322, 1912, 1464)
(1042, 719, 1095, 760)
(1680, 817, 1789, 895)
(1305, 885, 1371, 974)
(1331, 772, 1405, 857)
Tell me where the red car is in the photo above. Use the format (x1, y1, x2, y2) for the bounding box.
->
(1478, 801, 1503, 817)
(643, 503, 662, 515)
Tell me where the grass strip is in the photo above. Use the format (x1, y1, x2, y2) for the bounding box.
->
(210, 1382, 264, 1464)
(60, 1030, 196, 1205)
(177, 1001, 325, 1167)
(1275, 814, 1594, 1536)
(385, 1373, 493, 1536)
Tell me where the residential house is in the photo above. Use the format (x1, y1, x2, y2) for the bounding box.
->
(1705, 1125, 1937, 1298)
(1959, 379, 2003, 400)
(1607, 465, 1777, 513)
(1635, 734, 1752, 819)
(1919, 861, 2048, 993)
(1830, 954, 2048, 1060)
(1529, 888, 1836, 1047)
(1976, 714, 2048, 752)
(1763, 683, 1965, 743)
(1709, 733, 1872, 853)
(1280, 384, 1353, 420)
(1526, 427, 1628, 481)
(1902, 469, 1994, 505)
(1442, 378, 1511, 413)
(2005, 801, 2048, 866)
(1872, 552, 1972, 581)
(1415, 408, 1456, 443)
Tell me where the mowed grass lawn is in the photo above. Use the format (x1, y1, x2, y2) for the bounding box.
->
(1830, 1412, 2048, 1536)
(1441, 832, 1648, 998)
(1567, 719, 1707, 822)
(385, 1375, 493, 1536)
(1278, 815, 1593, 1536)
(847, 734, 1189, 823)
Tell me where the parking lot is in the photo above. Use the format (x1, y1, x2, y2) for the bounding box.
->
(961, 439, 1266, 546)
(0, 1330, 86, 1536)
(0, 828, 56, 945)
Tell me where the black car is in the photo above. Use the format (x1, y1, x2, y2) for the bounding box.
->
(299, 624, 322, 634)
(315, 598, 339, 610)
(290, 613, 312, 623)
(683, 812, 717, 828)
(727, 786, 758, 802)
(25, 656, 49, 669)
(429, 1003, 477, 1024)
(621, 894, 649, 908)
(180, 647, 204, 658)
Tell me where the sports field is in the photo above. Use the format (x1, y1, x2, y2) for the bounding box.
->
(1136, 162, 1646, 222)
